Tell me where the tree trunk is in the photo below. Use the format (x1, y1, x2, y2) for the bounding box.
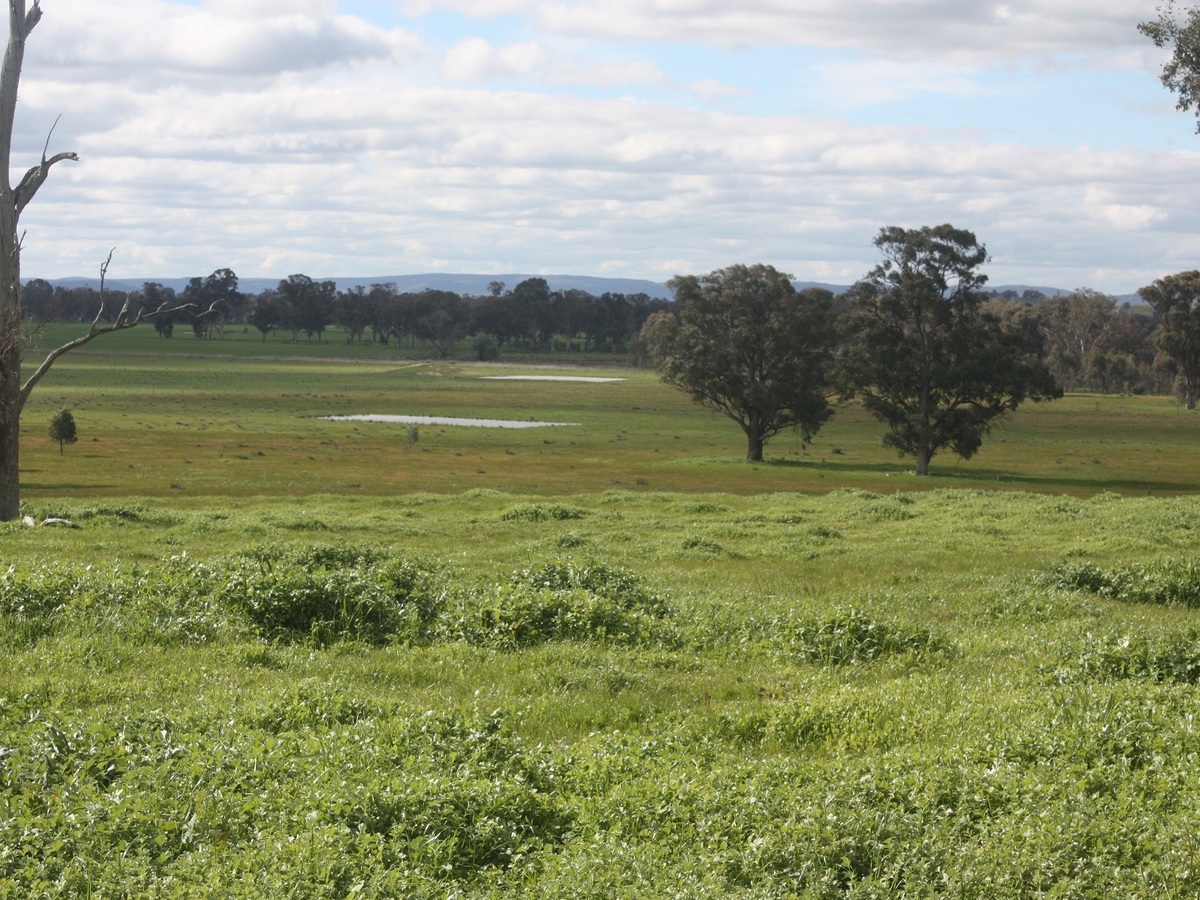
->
(0, 333, 19, 519)
(914, 446, 930, 476)
(0, 116, 20, 520)
(745, 430, 764, 462)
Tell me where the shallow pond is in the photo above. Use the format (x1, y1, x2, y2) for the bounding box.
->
(478, 376, 625, 383)
(320, 414, 580, 428)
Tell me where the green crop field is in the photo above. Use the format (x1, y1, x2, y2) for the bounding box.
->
(3, 329, 1200, 896)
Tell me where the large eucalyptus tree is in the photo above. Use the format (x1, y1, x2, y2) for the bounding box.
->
(839, 225, 1061, 476)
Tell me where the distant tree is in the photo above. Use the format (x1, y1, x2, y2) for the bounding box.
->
(472, 333, 500, 361)
(511, 277, 553, 349)
(839, 224, 1061, 475)
(48, 407, 76, 455)
(1138, 270, 1200, 408)
(366, 283, 397, 345)
(631, 310, 678, 368)
(19, 277, 52, 319)
(488, 280, 505, 297)
(417, 294, 469, 358)
(1140, 2, 1200, 131)
(1038, 288, 1118, 391)
(471, 292, 521, 349)
(335, 285, 372, 344)
(277, 274, 335, 342)
(662, 263, 836, 462)
(248, 291, 287, 342)
(141, 283, 179, 337)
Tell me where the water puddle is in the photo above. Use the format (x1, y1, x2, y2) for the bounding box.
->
(479, 376, 625, 383)
(321, 414, 580, 428)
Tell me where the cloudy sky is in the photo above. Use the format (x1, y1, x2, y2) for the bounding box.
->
(10, 0, 1199, 293)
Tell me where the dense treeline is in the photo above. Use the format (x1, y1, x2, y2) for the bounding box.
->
(20, 273, 670, 360)
(15, 269, 1192, 400)
(982, 288, 1167, 397)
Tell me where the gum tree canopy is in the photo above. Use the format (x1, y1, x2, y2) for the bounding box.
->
(0, 1, 190, 520)
(839, 224, 1061, 476)
(662, 263, 836, 462)
(1138, 270, 1200, 409)
(1140, 1, 1200, 130)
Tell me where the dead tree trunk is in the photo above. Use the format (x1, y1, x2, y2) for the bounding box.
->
(0, 1, 63, 520)
(0, 3, 196, 519)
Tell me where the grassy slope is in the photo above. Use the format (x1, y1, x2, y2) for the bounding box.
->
(2, 328, 1200, 896)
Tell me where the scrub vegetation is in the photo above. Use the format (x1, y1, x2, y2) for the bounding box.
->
(2, 335, 1200, 896)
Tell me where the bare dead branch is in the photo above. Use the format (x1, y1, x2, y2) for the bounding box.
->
(17, 251, 202, 411)
(13, 147, 77, 217)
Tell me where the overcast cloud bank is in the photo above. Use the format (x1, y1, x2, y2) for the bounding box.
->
(11, 0, 1197, 295)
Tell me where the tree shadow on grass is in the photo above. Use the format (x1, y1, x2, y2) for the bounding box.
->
(762, 457, 1196, 495)
(20, 482, 119, 491)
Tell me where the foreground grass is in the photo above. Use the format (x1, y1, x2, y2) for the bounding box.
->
(4, 489, 1200, 896)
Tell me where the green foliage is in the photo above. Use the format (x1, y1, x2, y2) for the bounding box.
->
(0, 699, 571, 896)
(1058, 628, 1200, 683)
(5, 492, 1200, 895)
(217, 545, 443, 645)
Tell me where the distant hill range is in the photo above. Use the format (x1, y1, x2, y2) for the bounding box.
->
(36, 273, 677, 300)
(30, 273, 1136, 304)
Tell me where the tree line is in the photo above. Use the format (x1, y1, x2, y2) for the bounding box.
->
(20, 267, 1192, 400)
(19, 272, 672, 359)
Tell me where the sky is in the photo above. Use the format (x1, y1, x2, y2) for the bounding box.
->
(10, 0, 1200, 294)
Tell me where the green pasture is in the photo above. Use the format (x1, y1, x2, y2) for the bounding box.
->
(14, 323, 1200, 501)
(3, 326, 1200, 896)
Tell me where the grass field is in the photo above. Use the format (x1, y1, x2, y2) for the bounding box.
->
(15, 324, 1200, 501)
(3, 327, 1200, 896)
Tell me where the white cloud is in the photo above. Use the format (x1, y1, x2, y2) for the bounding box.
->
(442, 36, 670, 89)
(31, 0, 423, 83)
(425, 0, 1153, 63)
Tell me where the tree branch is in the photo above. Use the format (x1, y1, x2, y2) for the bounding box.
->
(13, 113, 77, 217)
(18, 250, 204, 411)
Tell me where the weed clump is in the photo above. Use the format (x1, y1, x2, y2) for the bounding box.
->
(1044, 558, 1200, 608)
(1056, 628, 1200, 684)
(500, 503, 587, 522)
(218, 545, 442, 645)
(780, 606, 945, 665)
(441, 559, 672, 649)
